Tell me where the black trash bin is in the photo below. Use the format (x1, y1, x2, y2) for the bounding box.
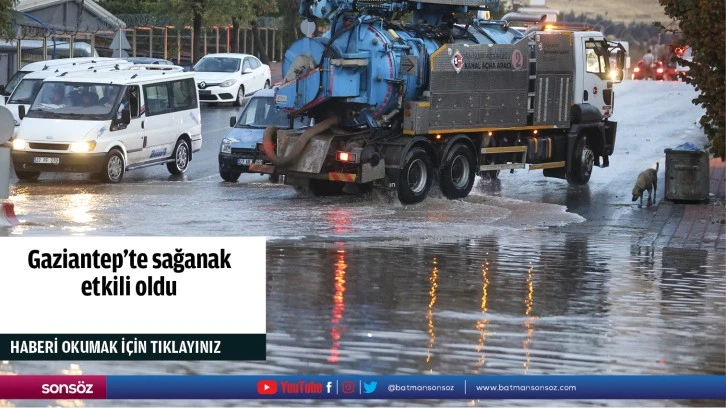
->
(664, 144, 710, 202)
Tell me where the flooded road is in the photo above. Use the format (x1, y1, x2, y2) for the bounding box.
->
(1, 81, 724, 406)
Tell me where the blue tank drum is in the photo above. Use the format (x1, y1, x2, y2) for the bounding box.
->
(276, 10, 523, 128)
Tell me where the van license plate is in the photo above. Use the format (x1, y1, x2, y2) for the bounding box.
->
(237, 158, 252, 165)
(33, 157, 59, 164)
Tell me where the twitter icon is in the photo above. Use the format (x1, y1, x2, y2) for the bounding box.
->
(363, 381, 377, 394)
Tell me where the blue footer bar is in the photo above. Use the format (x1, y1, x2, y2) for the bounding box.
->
(98, 375, 726, 399)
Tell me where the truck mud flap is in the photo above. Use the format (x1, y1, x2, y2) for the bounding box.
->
(276, 132, 336, 174)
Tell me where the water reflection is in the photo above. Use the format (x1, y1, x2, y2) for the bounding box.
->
(474, 251, 490, 372)
(327, 243, 347, 363)
(263, 233, 723, 377)
(523, 261, 536, 374)
(425, 257, 438, 371)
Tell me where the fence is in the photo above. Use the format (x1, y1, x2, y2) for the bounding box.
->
(92, 26, 283, 67)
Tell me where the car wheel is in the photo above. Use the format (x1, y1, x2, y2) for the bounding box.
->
(101, 149, 125, 183)
(220, 171, 241, 182)
(15, 170, 40, 181)
(167, 138, 190, 175)
(264, 80, 270, 89)
(234, 86, 245, 107)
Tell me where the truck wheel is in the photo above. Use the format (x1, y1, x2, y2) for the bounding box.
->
(398, 147, 432, 205)
(220, 171, 241, 182)
(440, 143, 476, 199)
(234, 86, 245, 107)
(309, 179, 345, 196)
(101, 149, 125, 183)
(15, 171, 40, 181)
(567, 136, 594, 185)
(167, 138, 190, 175)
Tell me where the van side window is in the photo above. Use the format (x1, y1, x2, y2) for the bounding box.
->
(119, 85, 140, 118)
(170, 78, 197, 111)
(143, 83, 170, 116)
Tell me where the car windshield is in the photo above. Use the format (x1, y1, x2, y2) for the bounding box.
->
(235, 97, 310, 129)
(194, 57, 240, 73)
(3, 70, 30, 95)
(26, 82, 122, 120)
(8, 78, 43, 104)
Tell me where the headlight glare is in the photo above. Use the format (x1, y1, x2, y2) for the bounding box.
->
(70, 141, 96, 153)
(12, 139, 26, 150)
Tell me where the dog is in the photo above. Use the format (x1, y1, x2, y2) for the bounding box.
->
(632, 162, 659, 208)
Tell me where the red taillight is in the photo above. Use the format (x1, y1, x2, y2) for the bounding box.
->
(336, 151, 357, 162)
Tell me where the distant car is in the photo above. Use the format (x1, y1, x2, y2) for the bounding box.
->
(124, 57, 174, 66)
(674, 46, 692, 80)
(218, 88, 312, 182)
(632, 59, 665, 80)
(193, 53, 271, 106)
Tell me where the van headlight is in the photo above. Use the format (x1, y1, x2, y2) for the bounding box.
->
(219, 79, 237, 88)
(221, 139, 233, 154)
(12, 138, 26, 150)
(70, 141, 97, 153)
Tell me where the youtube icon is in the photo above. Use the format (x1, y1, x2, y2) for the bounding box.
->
(257, 380, 278, 395)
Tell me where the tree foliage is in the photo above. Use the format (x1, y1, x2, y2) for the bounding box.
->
(658, 0, 725, 159)
(99, 0, 277, 63)
(0, 0, 17, 39)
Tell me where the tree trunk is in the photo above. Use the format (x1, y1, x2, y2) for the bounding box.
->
(251, 21, 270, 64)
(192, 0, 205, 64)
(231, 17, 240, 53)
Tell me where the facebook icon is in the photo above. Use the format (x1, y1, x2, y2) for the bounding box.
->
(326, 381, 333, 394)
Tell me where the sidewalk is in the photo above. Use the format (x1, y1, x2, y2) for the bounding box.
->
(644, 158, 726, 250)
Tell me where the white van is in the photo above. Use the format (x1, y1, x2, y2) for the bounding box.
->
(11, 68, 202, 183)
(5, 59, 132, 135)
(1, 57, 124, 103)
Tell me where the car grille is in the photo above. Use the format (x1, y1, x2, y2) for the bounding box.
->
(199, 94, 218, 101)
(28, 143, 69, 151)
(231, 148, 255, 156)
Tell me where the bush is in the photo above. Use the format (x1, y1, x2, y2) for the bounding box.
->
(659, 0, 725, 160)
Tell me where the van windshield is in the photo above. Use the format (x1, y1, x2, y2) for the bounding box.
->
(3, 70, 30, 96)
(235, 97, 308, 129)
(26, 82, 122, 120)
(8, 79, 42, 104)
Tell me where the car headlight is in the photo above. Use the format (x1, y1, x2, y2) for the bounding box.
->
(12, 138, 26, 150)
(70, 141, 97, 153)
(219, 79, 237, 88)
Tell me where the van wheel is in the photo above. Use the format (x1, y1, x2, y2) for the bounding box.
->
(440, 143, 476, 199)
(167, 139, 190, 175)
(220, 171, 241, 182)
(567, 136, 594, 185)
(234, 86, 245, 107)
(15, 170, 40, 181)
(101, 149, 125, 183)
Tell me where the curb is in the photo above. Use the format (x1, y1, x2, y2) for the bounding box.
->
(1, 200, 19, 227)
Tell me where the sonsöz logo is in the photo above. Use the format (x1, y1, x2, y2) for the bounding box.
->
(41, 380, 94, 395)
